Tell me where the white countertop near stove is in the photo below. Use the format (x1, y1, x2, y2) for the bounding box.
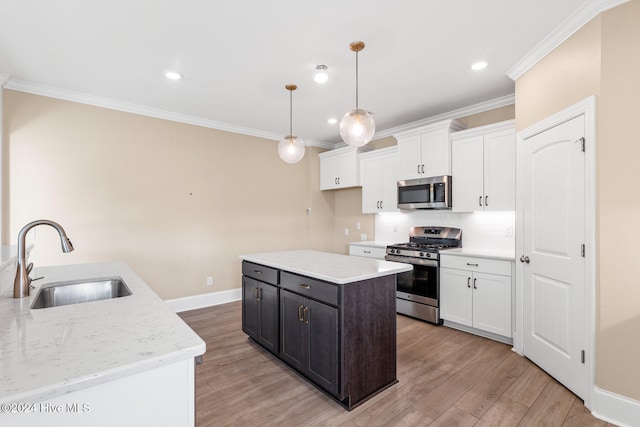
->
(0, 261, 205, 404)
(240, 250, 412, 284)
(440, 247, 516, 261)
(348, 241, 395, 249)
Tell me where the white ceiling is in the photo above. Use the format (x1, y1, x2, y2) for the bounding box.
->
(0, 0, 589, 145)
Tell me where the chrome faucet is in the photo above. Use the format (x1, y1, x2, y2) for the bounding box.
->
(14, 220, 74, 298)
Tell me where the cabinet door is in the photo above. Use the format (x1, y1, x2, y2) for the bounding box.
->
(280, 290, 306, 371)
(452, 135, 484, 212)
(337, 150, 358, 188)
(320, 156, 339, 190)
(306, 298, 339, 396)
(398, 135, 422, 180)
(440, 267, 473, 326)
(257, 282, 279, 353)
(242, 277, 259, 339)
(421, 128, 451, 177)
(483, 129, 515, 211)
(361, 156, 382, 213)
(381, 154, 399, 212)
(472, 272, 512, 337)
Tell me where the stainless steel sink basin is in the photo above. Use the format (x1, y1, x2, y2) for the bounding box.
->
(31, 277, 132, 309)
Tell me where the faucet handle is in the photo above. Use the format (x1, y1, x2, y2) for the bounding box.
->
(26, 262, 33, 275)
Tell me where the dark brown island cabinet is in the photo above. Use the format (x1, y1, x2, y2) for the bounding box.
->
(241, 259, 400, 410)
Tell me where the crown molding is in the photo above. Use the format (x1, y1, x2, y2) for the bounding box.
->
(372, 94, 515, 141)
(4, 78, 338, 147)
(507, 0, 630, 80)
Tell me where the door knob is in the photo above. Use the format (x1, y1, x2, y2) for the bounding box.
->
(520, 255, 530, 264)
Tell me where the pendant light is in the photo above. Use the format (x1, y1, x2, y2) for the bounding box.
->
(340, 41, 375, 147)
(278, 84, 305, 164)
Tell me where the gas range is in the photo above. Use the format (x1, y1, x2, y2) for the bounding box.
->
(385, 227, 462, 265)
(384, 226, 462, 324)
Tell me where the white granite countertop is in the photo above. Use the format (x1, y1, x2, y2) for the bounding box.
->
(240, 250, 412, 284)
(440, 247, 516, 261)
(0, 261, 205, 404)
(347, 241, 395, 249)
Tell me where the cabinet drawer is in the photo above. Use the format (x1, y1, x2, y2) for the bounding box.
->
(440, 255, 511, 276)
(242, 261, 279, 285)
(281, 271, 338, 306)
(349, 245, 387, 260)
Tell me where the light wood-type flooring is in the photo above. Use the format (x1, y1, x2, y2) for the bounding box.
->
(179, 301, 615, 427)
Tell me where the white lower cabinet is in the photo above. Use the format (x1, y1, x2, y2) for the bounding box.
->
(440, 254, 513, 342)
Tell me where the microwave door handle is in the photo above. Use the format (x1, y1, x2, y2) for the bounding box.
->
(430, 183, 434, 204)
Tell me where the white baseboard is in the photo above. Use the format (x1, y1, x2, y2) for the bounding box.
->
(591, 386, 640, 427)
(165, 288, 241, 313)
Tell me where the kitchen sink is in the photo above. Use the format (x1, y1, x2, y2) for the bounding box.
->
(31, 277, 132, 309)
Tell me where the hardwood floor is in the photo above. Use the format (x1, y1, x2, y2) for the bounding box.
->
(179, 301, 615, 427)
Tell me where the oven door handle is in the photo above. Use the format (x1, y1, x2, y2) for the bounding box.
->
(384, 254, 438, 268)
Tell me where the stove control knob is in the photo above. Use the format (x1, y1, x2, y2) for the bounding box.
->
(419, 252, 425, 257)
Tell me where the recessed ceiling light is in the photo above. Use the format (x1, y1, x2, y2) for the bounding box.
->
(165, 71, 182, 80)
(313, 65, 329, 84)
(327, 118, 338, 125)
(471, 61, 488, 71)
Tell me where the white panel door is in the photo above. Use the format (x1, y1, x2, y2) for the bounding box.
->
(421, 128, 450, 176)
(381, 154, 399, 212)
(361, 157, 382, 213)
(522, 114, 586, 399)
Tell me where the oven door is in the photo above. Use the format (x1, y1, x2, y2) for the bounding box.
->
(391, 259, 439, 307)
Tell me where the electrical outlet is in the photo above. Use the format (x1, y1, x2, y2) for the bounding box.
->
(356, 222, 361, 230)
(360, 233, 367, 241)
(206, 276, 214, 286)
(344, 227, 349, 236)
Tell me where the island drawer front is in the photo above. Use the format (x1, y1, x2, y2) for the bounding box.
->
(242, 261, 280, 285)
(440, 255, 511, 276)
(280, 272, 338, 306)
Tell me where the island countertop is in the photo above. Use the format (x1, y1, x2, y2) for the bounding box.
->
(239, 250, 412, 284)
(0, 261, 206, 404)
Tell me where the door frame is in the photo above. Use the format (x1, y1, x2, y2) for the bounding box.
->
(514, 96, 596, 408)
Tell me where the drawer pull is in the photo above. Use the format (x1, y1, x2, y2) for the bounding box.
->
(253, 270, 263, 274)
(364, 250, 371, 254)
(298, 284, 311, 290)
(466, 263, 479, 267)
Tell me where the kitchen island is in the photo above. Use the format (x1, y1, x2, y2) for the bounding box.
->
(239, 250, 412, 410)
(0, 261, 205, 427)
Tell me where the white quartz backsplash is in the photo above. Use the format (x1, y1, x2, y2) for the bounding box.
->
(375, 211, 515, 252)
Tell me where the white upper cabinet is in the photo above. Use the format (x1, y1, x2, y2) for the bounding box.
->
(395, 119, 466, 180)
(319, 146, 372, 190)
(360, 147, 399, 213)
(451, 120, 515, 212)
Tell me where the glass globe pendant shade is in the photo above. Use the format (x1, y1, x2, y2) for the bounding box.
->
(278, 135, 305, 164)
(339, 108, 375, 147)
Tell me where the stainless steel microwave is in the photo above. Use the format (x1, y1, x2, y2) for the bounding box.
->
(397, 175, 452, 210)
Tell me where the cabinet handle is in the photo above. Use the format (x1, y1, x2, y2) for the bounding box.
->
(479, 196, 483, 206)
(467, 277, 471, 288)
(253, 269, 262, 274)
(254, 287, 259, 300)
(473, 278, 477, 289)
(298, 284, 311, 290)
(337, 177, 340, 185)
(303, 306, 310, 324)
(298, 305, 304, 322)
(380, 200, 383, 209)
(364, 250, 371, 254)
(421, 164, 425, 174)
(485, 195, 488, 206)
(466, 263, 479, 267)
(417, 165, 421, 174)
(257, 288, 262, 301)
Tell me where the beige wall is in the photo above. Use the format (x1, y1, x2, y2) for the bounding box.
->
(456, 104, 515, 128)
(2, 90, 335, 299)
(515, 0, 640, 401)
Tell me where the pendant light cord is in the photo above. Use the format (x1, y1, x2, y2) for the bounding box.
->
(289, 88, 293, 136)
(355, 50, 359, 110)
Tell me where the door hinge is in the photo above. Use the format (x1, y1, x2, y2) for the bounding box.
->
(581, 244, 585, 258)
(581, 350, 585, 364)
(576, 137, 585, 152)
